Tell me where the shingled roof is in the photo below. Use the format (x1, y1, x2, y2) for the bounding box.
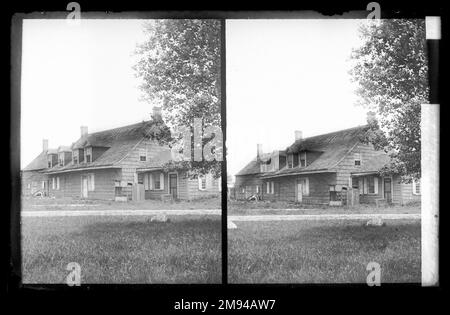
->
(22, 151, 48, 171)
(46, 121, 159, 174)
(262, 125, 371, 178)
(235, 152, 273, 176)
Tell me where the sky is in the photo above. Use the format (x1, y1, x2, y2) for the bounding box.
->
(226, 19, 370, 180)
(21, 18, 370, 177)
(21, 19, 149, 167)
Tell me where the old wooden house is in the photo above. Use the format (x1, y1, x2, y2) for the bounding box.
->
(22, 108, 220, 201)
(235, 126, 421, 206)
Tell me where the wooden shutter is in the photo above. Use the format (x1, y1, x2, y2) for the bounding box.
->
(374, 177, 379, 194)
(149, 173, 154, 190)
(271, 182, 274, 194)
(363, 178, 368, 194)
(160, 173, 164, 190)
(305, 177, 310, 195)
(144, 174, 149, 190)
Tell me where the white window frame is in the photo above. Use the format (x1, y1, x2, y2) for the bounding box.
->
(354, 152, 362, 166)
(73, 150, 79, 164)
(85, 147, 92, 163)
(287, 154, 294, 168)
(58, 153, 65, 166)
(367, 176, 378, 195)
(139, 148, 147, 162)
(412, 179, 421, 195)
(300, 152, 307, 168)
(144, 173, 149, 190)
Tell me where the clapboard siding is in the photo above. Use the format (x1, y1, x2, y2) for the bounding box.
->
(48, 169, 121, 200)
(262, 173, 336, 204)
(234, 175, 263, 200)
(21, 170, 48, 196)
(399, 180, 421, 204)
(333, 143, 385, 187)
(186, 173, 220, 200)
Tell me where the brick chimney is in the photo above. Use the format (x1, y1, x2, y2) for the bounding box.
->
(257, 143, 263, 160)
(80, 126, 88, 137)
(152, 106, 162, 120)
(42, 139, 48, 152)
(295, 130, 303, 141)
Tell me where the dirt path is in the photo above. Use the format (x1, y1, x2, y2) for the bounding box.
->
(21, 209, 221, 217)
(228, 213, 420, 221)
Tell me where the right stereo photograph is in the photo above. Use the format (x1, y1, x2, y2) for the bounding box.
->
(226, 18, 437, 285)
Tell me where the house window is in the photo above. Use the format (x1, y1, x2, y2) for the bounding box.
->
(266, 181, 274, 194)
(198, 175, 207, 191)
(154, 173, 161, 190)
(59, 153, 65, 166)
(362, 176, 378, 195)
(287, 154, 293, 168)
(355, 153, 361, 166)
(413, 179, 421, 195)
(73, 151, 78, 164)
(85, 147, 92, 163)
(48, 161, 52, 168)
(293, 153, 299, 167)
(149, 173, 165, 190)
(87, 174, 95, 191)
(300, 152, 306, 167)
(139, 149, 147, 161)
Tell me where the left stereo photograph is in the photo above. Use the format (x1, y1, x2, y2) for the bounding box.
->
(17, 18, 223, 284)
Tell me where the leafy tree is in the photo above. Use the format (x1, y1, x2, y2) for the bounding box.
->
(350, 19, 428, 180)
(134, 20, 222, 177)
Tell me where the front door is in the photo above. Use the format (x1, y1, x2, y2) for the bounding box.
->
(384, 177, 392, 203)
(169, 174, 177, 199)
(297, 183, 303, 202)
(81, 176, 88, 198)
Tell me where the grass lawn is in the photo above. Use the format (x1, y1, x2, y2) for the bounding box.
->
(228, 200, 420, 216)
(22, 215, 221, 284)
(228, 219, 420, 284)
(22, 196, 221, 211)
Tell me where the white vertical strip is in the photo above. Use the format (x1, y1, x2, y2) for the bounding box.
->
(425, 16, 441, 40)
(421, 104, 439, 286)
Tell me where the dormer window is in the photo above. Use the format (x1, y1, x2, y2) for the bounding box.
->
(58, 153, 65, 166)
(85, 147, 92, 163)
(300, 152, 306, 167)
(73, 150, 79, 164)
(139, 148, 147, 161)
(293, 153, 299, 167)
(287, 154, 293, 168)
(355, 153, 361, 166)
